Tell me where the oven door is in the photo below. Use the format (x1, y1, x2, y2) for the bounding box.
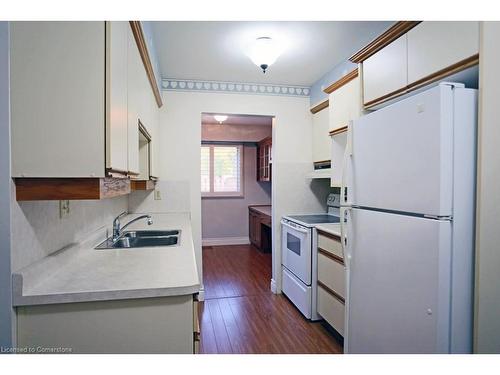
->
(281, 219, 312, 285)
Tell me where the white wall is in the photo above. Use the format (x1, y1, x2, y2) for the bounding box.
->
(158, 90, 326, 293)
(474, 21, 500, 353)
(0, 21, 14, 349)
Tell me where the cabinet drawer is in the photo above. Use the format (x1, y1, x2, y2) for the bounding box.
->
(318, 252, 345, 299)
(317, 231, 343, 260)
(317, 285, 345, 336)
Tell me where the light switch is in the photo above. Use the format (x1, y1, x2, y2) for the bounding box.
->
(59, 200, 70, 218)
(154, 190, 162, 200)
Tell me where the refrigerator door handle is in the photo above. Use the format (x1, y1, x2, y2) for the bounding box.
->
(342, 206, 352, 353)
(340, 207, 352, 263)
(341, 121, 354, 206)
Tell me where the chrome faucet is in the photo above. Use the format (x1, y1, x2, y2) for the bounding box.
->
(112, 211, 153, 241)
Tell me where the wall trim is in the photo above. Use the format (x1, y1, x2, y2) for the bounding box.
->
(310, 99, 329, 114)
(202, 236, 250, 247)
(323, 68, 359, 94)
(129, 21, 163, 108)
(162, 78, 310, 97)
(270, 278, 277, 294)
(349, 21, 421, 63)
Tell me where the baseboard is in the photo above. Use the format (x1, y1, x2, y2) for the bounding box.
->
(202, 237, 250, 247)
(198, 285, 205, 301)
(270, 278, 277, 294)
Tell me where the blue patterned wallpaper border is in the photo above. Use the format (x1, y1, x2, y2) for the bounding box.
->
(162, 78, 310, 97)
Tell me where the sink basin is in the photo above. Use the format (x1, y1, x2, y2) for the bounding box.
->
(122, 230, 180, 238)
(95, 230, 181, 250)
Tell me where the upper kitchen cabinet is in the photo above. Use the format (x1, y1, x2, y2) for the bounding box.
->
(11, 21, 161, 200)
(362, 35, 407, 106)
(351, 21, 480, 109)
(127, 24, 143, 177)
(106, 21, 129, 175)
(311, 105, 330, 164)
(407, 21, 479, 85)
(127, 23, 161, 182)
(257, 137, 272, 182)
(11, 22, 106, 178)
(327, 71, 362, 133)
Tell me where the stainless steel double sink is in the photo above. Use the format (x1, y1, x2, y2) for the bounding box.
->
(95, 230, 181, 250)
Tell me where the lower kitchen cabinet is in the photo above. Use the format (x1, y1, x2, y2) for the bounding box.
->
(16, 294, 200, 354)
(249, 206, 272, 252)
(316, 229, 345, 336)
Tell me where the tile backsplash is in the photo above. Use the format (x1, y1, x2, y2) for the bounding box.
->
(10, 185, 128, 271)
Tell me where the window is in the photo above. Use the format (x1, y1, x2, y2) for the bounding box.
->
(201, 144, 243, 197)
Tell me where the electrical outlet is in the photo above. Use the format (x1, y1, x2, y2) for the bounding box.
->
(154, 190, 162, 200)
(59, 200, 70, 218)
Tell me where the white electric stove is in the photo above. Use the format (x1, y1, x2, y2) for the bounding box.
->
(281, 193, 340, 320)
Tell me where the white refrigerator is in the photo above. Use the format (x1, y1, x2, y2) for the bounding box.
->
(341, 83, 477, 354)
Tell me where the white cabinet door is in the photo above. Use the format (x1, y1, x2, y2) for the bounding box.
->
(127, 25, 141, 176)
(312, 107, 330, 163)
(106, 21, 129, 174)
(329, 76, 361, 132)
(10, 22, 105, 177)
(363, 35, 407, 105)
(407, 21, 479, 85)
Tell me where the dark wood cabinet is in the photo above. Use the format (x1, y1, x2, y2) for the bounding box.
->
(257, 137, 272, 182)
(249, 205, 272, 252)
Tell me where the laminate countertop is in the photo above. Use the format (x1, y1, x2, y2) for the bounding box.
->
(12, 213, 200, 306)
(249, 205, 271, 217)
(315, 223, 341, 238)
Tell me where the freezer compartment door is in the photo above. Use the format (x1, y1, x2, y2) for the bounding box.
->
(348, 84, 456, 216)
(345, 208, 453, 353)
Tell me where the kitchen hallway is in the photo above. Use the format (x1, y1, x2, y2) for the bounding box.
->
(200, 245, 343, 354)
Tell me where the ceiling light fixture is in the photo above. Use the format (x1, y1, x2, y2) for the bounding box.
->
(214, 115, 228, 123)
(248, 37, 282, 74)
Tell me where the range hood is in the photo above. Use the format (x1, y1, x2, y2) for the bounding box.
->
(306, 168, 332, 179)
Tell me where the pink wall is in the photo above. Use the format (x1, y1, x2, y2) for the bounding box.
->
(201, 145, 271, 240)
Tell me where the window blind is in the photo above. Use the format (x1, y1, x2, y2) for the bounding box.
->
(213, 146, 241, 192)
(201, 146, 210, 192)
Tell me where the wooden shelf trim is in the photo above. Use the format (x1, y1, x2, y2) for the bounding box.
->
(318, 281, 345, 304)
(317, 228, 341, 241)
(129, 21, 163, 108)
(349, 21, 421, 63)
(329, 126, 348, 137)
(130, 179, 156, 191)
(14, 177, 131, 201)
(323, 69, 359, 94)
(318, 247, 344, 266)
(310, 99, 329, 114)
(364, 53, 479, 108)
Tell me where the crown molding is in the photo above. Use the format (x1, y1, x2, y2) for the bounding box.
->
(349, 21, 421, 63)
(323, 68, 359, 94)
(129, 21, 163, 108)
(162, 78, 310, 97)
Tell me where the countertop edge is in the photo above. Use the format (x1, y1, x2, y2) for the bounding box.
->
(13, 281, 200, 307)
(315, 224, 341, 238)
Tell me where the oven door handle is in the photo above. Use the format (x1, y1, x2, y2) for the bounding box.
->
(281, 220, 309, 235)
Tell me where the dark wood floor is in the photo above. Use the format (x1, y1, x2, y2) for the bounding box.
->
(200, 244, 343, 354)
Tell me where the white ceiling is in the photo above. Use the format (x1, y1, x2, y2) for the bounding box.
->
(151, 21, 393, 86)
(202, 113, 272, 126)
